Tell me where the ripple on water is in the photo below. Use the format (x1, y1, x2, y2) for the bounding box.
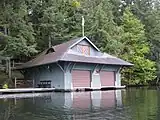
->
(0, 88, 159, 120)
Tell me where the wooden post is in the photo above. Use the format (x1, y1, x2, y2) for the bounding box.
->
(6, 59, 8, 73)
(15, 77, 17, 88)
(8, 58, 11, 78)
(32, 79, 35, 88)
(82, 16, 85, 37)
(48, 35, 51, 48)
(12, 60, 15, 68)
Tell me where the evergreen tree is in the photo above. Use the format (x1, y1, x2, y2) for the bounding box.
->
(85, 0, 123, 56)
(145, 9, 160, 82)
(0, 0, 159, 85)
(31, 0, 83, 50)
(0, 0, 37, 57)
(121, 8, 156, 85)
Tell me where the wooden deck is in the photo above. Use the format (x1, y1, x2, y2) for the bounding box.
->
(0, 86, 126, 94)
(0, 93, 51, 99)
(0, 88, 55, 94)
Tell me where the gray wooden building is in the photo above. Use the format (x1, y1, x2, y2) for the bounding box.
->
(16, 36, 133, 90)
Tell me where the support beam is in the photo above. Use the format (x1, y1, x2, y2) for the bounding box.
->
(99, 65, 104, 72)
(70, 63, 76, 72)
(56, 62, 65, 72)
(91, 64, 99, 73)
(117, 66, 123, 73)
(65, 62, 72, 72)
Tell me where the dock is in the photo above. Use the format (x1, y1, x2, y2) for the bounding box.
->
(0, 88, 55, 94)
(0, 86, 125, 94)
(73, 86, 126, 91)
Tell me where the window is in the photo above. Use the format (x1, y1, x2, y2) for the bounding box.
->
(46, 48, 55, 54)
(77, 44, 90, 55)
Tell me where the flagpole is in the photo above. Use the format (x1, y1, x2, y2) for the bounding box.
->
(82, 16, 85, 36)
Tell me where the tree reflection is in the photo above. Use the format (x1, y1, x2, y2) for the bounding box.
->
(122, 87, 158, 120)
(0, 99, 16, 120)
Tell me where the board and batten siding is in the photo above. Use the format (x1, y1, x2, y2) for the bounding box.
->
(24, 62, 122, 90)
(25, 64, 64, 89)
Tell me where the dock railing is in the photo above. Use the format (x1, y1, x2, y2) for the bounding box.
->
(13, 77, 34, 88)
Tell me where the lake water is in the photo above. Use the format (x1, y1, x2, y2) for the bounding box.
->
(0, 87, 159, 120)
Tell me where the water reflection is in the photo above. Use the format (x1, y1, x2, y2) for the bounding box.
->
(0, 90, 123, 120)
(123, 87, 158, 120)
(0, 88, 158, 120)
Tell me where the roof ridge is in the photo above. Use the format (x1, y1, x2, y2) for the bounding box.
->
(51, 36, 84, 48)
(56, 37, 85, 60)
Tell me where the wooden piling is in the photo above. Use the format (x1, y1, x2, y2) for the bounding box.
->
(14, 77, 17, 88)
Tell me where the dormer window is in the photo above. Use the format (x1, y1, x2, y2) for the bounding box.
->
(46, 48, 55, 54)
(77, 44, 90, 55)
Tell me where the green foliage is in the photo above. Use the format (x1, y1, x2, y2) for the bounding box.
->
(30, 0, 83, 50)
(0, 0, 159, 85)
(71, 0, 81, 8)
(84, 0, 123, 56)
(143, 9, 160, 81)
(2, 83, 8, 89)
(0, 0, 37, 57)
(121, 8, 156, 85)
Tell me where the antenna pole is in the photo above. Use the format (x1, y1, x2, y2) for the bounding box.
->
(48, 35, 51, 48)
(82, 16, 85, 36)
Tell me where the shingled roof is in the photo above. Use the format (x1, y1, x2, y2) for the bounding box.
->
(16, 36, 133, 69)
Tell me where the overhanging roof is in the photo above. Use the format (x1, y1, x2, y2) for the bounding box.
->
(61, 53, 133, 66)
(16, 36, 133, 69)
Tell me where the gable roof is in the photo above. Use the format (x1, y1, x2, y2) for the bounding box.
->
(16, 36, 133, 69)
(69, 36, 100, 51)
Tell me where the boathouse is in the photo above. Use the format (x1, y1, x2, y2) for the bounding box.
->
(16, 36, 133, 90)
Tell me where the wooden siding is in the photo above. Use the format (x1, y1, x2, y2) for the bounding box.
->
(25, 64, 64, 89)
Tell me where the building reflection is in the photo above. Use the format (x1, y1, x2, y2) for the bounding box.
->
(0, 90, 123, 120)
(67, 90, 122, 109)
(0, 90, 122, 109)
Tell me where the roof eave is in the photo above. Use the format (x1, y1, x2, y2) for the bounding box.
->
(15, 60, 59, 70)
(59, 60, 133, 66)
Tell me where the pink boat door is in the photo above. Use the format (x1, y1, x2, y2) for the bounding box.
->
(100, 71, 115, 87)
(72, 70, 91, 88)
